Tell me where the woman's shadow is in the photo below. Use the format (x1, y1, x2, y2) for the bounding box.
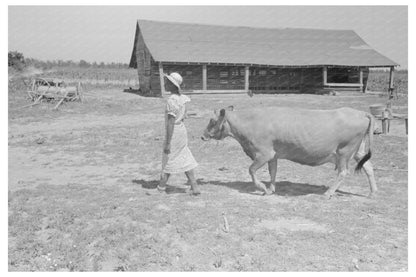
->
(132, 179, 189, 194)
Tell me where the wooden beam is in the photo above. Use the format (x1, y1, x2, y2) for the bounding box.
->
(323, 66, 328, 85)
(359, 67, 364, 92)
(325, 83, 363, 87)
(202, 64, 207, 91)
(158, 62, 165, 94)
(388, 66, 395, 99)
(186, 90, 247, 94)
(244, 66, 250, 91)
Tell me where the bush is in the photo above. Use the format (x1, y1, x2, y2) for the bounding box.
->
(8, 51, 26, 71)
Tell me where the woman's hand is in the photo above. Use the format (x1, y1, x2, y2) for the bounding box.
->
(164, 114, 175, 155)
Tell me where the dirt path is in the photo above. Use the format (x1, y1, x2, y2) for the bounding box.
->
(8, 89, 408, 271)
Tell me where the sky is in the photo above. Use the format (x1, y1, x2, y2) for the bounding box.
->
(8, 5, 408, 68)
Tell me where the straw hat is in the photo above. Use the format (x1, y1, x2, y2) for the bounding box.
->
(164, 72, 183, 89)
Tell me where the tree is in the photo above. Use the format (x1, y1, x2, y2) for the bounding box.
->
(79, 59, 90, 68)
(8, 51, 25, 71)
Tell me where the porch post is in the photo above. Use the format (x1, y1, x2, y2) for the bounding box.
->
(159, 62, 165, 94)
(244, 66, 249, 91)
(359, 67, 364, 92)
(388, 66, 395, 99)
(202, 64, 207, 91)
(323, 66, 328, 85)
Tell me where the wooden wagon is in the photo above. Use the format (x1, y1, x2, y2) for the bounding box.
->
(27, 78, 83, 109)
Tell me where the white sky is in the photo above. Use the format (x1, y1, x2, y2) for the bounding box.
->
(8, 6, 408, 68)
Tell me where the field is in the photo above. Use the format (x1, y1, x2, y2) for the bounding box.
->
(367, 70, 408, 96)
(8, 69, 408, 271)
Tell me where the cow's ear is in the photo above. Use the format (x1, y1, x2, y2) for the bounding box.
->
(220, 109, 225, 117)
(227, 105, 234, 111)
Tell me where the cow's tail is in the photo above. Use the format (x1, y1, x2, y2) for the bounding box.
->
(355, 113, 375, 173)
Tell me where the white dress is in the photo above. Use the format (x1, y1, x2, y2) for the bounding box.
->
(161, 94, 198, 174)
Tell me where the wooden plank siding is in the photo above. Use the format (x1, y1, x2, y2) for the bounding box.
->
(207, 66, 245, 90)
(134, 25, 153, 95)
(162, 64, 203, 91)
(143, 57, 370, 96)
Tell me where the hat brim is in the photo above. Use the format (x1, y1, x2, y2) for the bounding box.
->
(164, 74, 181, 89)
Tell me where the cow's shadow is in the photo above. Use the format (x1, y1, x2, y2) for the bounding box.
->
(199, 180, 363, 197)
(132, 179, 363, 197)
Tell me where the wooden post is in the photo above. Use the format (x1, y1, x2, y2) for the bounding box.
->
(405, 117, 408, 135)
(202, 64, 207, 91)
(388, 66, 395, 99)
(244, 66, 249, 91)
(381, 111, 389, 134)
(159, 62, 165, 94)
(359, 67, 364, 92)
(323, 66, 327, 85)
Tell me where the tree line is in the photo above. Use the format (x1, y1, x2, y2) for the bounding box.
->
(9, 51, 130, 71)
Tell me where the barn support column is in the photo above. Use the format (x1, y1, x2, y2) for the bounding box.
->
(388, 66, 395, 99)
(202, 64, 207, 91)
(244, 66, 249, 91)
(158, 62, 165, 95)
(323, 66, 328, 85)
(359, 67, 364, 92)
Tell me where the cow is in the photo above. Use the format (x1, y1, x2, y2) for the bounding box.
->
(201, 106, 377, 199)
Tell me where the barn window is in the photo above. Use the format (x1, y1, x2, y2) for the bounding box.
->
(259, 70, 267, 76)
(220, 71, 229, 78)
(240, 69, 245, 75)
(220, 79, 228, 84)
(327, 67, 359, 83)
(231, 69, 239, 76)
(270, 70, 277, 75)
(186, 70, 193, 76)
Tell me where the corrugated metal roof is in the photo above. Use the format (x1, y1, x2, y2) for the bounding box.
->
(132, 19, 397, 67)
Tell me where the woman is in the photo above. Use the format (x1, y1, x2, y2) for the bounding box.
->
(157, 72, 200, 195)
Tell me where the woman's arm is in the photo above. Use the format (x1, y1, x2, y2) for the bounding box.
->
(164, 114, 175, 154)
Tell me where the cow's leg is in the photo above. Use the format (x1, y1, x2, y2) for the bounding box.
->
(249, 153, 274, 195)
(324, 168, 347, 199)
(354, 143, 377, 198)
(324, 157, 347, 199)
(268, 156, 278, 193)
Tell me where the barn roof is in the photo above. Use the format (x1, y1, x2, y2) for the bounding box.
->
(130, 19, 398, 68)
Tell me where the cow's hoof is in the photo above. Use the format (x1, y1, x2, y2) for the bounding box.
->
(157, 185, 167, 193)
(323, 192, 333, 200)
(262, 190, 274, 196)
(270, 184, 276, 193)
(188, 189, 201, 196)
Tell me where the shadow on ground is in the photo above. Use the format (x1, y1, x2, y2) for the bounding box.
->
(123, 88, 160, 98)
(199, 180, 364, 197)
(132, 179, 189, 194)
(132, 178, 364, 197)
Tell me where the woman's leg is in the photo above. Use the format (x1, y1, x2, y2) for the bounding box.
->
(157, 172, 170, 191)
(185, 169, 200, 195)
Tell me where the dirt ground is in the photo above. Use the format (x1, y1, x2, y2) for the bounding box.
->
(8, 88, 408, 271)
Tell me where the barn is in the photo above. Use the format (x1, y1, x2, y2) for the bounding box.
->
(129, 19, 398, 96)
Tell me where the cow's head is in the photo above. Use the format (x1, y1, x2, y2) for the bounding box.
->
(201, 106, 234, 141)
